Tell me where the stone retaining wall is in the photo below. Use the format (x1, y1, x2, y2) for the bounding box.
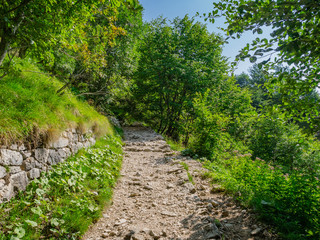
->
(0, 128, 96, 203)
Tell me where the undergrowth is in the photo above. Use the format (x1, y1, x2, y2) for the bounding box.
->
(0, 134, 123, 240)
(165, 138, 185, 152)
(204, 153, 320, 239)
(0, 58, 111, 144)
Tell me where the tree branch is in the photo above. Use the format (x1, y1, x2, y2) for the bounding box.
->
(76, 91, 109, 97)
(6, 0, 33, 14)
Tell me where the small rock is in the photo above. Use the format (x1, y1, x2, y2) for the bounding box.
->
(225, 223, 233, 229)
(207, 203, 214, 211)
(143, 185, 153, 190)
(129, 193, 141, 197)
(114, 219, 127, 226)
(101, 232, 108, 238)
(142, 228, 151, 234)
(124, 230, 135, 240)
(167, 183, 175, 189)
(251, 227, 262, 235)
(206, 230, 220, 239)
(132, 233, 144, 240)
(149, 230, 161, 239)
(221, 210, 229, 218)
(184, 182, 196, 194)
(167, 168, 181, 174)
(161, 211, 177, 217)
(128, 181, 141, 186)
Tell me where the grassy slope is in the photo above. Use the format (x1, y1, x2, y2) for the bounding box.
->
(0, 58, 123, 239)
(0, 58, 112, 144)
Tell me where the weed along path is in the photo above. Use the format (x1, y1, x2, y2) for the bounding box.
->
(83, 127, 277, 240)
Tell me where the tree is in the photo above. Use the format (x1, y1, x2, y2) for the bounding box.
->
(210, 0, 320, 124)
(0, 0, 138, 78)
(66, 1, 143, 114)
(133, 16, 228, 139)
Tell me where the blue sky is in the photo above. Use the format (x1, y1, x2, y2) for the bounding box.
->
(139, 0, 270, 74)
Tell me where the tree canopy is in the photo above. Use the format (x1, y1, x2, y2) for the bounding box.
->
(133, 16, 228, 138)
(210, 0, 320, 126)
(0, 0, 140, 78)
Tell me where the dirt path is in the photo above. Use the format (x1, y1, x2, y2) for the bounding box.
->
(83, 127, 277, 240)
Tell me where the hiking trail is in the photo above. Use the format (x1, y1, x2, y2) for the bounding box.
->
(83, 126, 277, 240)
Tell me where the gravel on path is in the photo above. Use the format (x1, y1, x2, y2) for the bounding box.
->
(83, 127, 277, 240)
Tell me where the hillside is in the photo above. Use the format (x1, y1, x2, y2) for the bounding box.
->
(0, 59, 113, 145)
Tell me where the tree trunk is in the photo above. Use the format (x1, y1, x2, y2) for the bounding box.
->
(0, 38, 9, 67)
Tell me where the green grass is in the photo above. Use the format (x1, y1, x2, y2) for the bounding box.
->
(0, 134, 123, 240)
(179, 161, 194, 184)
(165, 138, 185, 151)
(0, 58, 112, 144)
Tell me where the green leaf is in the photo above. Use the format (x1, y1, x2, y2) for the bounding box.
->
(36, 188, 45, 196)
(14, 227, 25, 238)
(50, 218, 60, 227)
(25, 220, 38, 228)
(31, 206, 42, 216)
(249, 56, 257, 63)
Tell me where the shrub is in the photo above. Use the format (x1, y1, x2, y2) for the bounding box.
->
(205, 153, 320, 239)
(247, 113, 320, 170)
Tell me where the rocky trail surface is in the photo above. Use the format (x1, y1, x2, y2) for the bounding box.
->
(83, 127, 277, 240)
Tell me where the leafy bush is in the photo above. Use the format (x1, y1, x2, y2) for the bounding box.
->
(186, 89, 252, 159)
(0, 135, 122, 240)
(247, 113, 320, 170)
(205, 154, 320, 239)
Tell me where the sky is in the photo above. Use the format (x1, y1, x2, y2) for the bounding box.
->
(138, 0, 271, 74)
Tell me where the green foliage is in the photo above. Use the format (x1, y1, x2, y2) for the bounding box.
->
(210, 0, 320, 126)
(0, 0, 107, 68)
(185, 80, 253, 159)
(73, 1, 144, 115)
(0, 58, 112, 143)
(133, 15, 228, 139)
(187, 91, 231, 159)
(235, 64, 282, 111)
(0, 134, 122, 239)
(247, 113, 320, 170)
(205, 153, 320, 239)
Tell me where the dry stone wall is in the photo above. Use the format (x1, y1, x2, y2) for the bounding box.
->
(0, 128, 96, 203)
